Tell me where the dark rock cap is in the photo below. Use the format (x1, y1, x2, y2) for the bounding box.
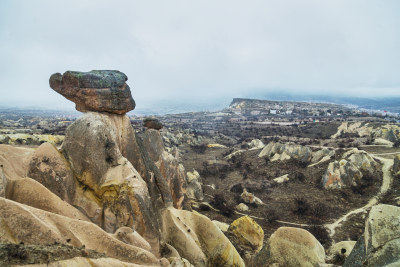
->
(50, 70, 135, 114)
(143, 118, 163, 130)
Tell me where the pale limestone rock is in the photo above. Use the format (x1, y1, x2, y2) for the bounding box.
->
(273, 174, 289, 184)
(236, 203, 249, 212)
(255, 227, 325, 267)
(162, 208, 244, 267)
(5, 177, 89, 222)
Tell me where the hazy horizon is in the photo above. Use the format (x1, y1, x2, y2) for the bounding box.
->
(1, 0, 400, 112)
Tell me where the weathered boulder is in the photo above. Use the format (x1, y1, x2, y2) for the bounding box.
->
(273, 174, 290, 184)
(236, 203, 249, 212)
(322, 149, 378, 189)
(254, 227, 325, 267)
(259, 142, 312, 163)
(143, 118, 163, 130)
(248, 139, 264, 150)
(27, 142, 76, 203)
(186, 169, 203, 201)
(228, 216, 264, 253)
(50, 70, 135, 114)
(241, 189, 263, 205)
(0, 197, 159, 265)
(162, 208, 245, 267)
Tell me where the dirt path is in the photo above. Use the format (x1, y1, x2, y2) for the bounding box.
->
(325, 156, 393, 238)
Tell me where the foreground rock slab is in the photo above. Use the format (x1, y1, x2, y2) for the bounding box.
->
(50, 70, 135, 114)
(0, 197, 159, 265)
(344, 204, 400, 266)
(162, 208, 245, 267)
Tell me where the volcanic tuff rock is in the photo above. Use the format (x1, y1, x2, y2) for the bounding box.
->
(344, 204, 400, 266)
(49, 70, 135, 114)
(162, 208, 245, 267)
(27, 142, 76, 203)
(332, 122, 400, 144)
(0, 197, 159, 266)
(258, 142, 312, 163)
(254, 227, 326, 267)
(322, 148, 379, 189)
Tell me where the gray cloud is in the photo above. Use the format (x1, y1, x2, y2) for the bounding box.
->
(0, 0, 399, 111)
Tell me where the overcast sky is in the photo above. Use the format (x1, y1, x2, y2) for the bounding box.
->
(0, 0, 399, 112)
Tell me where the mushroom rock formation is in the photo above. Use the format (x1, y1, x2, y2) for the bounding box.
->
(49, 70, 135, 114)
(143, 118, 163, 130)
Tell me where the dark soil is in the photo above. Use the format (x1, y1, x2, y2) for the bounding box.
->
(180, 142, 383, 248)
(0, 243, 105, 266)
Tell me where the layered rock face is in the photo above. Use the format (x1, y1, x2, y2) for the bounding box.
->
(50, 70, 135, 114)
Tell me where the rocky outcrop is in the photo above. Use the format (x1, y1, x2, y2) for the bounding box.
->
(50, 70, 135, 114)
(161, 130, 204, 148)
(258, 142, 312, 163)
(27, 142, 76, 203)
(254, 227, 325, 267)
(186, 169, 203, 201)
(322, 148, 379, 189)
(344, 204, 400, 266)
(228, 216, 264, 253)
(0, 197, 159, 266)
(332, 122, 400, 144)
(248, 139, 264, 150)
(143, 128, 188, 209)
(143, 118, 163, 130)
(311, 148, 335, 164)
(162, 208, 245, 267)
(61, 112, 161, 253)
(5, 177, 89, 222)
(241, 189, 263, 205)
